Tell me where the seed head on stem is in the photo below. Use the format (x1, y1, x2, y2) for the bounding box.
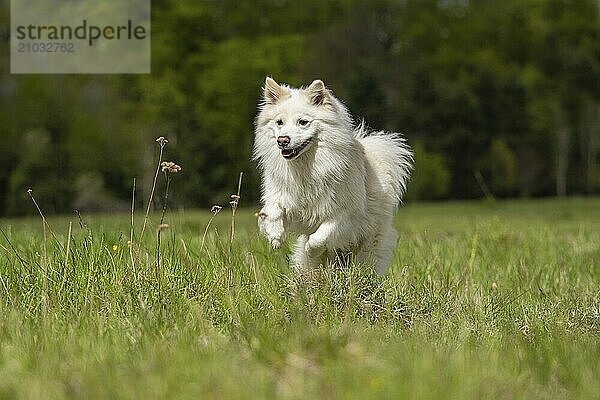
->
(161, 161, 181, 174)
(140, 136, 170, 239)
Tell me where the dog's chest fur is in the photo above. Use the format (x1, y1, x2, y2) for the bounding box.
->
(267, 144, 367, 232)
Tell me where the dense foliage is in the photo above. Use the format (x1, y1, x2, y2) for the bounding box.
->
(0, 0, 599, 214)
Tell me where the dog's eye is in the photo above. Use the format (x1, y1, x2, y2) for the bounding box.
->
(275, 119, 284, 126)
(298, 119, 309, 126)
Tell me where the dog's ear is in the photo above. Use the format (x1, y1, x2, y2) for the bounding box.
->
(306, 79, 328, 106)
(264, 77, 285, 105)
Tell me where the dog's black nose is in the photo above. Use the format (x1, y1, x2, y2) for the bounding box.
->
(277, 135, 290, 148)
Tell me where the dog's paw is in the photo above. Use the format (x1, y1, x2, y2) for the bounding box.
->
(268, 230, 286, 249)
(270, 236, 283, 249)
(257, 212, 286, 249)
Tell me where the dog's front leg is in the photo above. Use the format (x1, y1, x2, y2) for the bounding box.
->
(257, 204, 286, 249)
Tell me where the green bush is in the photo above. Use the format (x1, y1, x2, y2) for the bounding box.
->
(485, 138, 518, 196)
(405, 143, 450, 201)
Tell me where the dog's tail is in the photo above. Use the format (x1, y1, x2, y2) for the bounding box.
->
(354, 122, 413, 205)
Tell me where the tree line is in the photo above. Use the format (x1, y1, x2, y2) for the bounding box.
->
(0, 0, 598, 215)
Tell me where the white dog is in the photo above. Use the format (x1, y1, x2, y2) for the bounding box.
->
(254, 77, 412, 274)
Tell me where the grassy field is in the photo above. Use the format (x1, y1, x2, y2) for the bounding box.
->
(0, 198, 598, 399)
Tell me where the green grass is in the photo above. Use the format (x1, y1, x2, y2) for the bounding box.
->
(0, 198, 598, 399)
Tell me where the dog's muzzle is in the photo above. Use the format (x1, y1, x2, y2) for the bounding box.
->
(280, 138, 312, 160)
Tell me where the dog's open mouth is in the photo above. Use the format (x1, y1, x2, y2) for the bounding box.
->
(281, 139, 312, 160)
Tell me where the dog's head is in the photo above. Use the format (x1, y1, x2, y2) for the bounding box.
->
(255, 77, 352, 161)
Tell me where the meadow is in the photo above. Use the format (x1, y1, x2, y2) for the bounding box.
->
(0, 198, 598, 399)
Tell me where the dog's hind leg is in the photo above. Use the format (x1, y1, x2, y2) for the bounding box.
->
(291, 235, 308, 271)
(373, 227, 398, 274)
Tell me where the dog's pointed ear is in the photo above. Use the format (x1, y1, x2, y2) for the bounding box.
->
(264, 77, 285, 105)
(306, 79, 328, 106)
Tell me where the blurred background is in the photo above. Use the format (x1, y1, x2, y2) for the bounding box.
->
(0, 0, 599, 216)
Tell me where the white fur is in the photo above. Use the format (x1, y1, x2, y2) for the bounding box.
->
(254, 78, 412, 274)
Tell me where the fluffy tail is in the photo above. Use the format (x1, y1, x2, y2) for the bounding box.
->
(354, 122, 413, 204)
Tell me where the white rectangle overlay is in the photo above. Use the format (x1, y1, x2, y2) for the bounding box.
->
(11, 0, 150, 74)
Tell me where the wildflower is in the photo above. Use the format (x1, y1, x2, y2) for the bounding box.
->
(127, 240, 132, 247)
(229, 194, 240, 207)
(157, 223, 169, 232)
(211, 205, 222, 214)
(27, 188, 33, 194)
(112, 244, 118, 251)
(156, 136, 169, 146)
(161, 161, 181, 174)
